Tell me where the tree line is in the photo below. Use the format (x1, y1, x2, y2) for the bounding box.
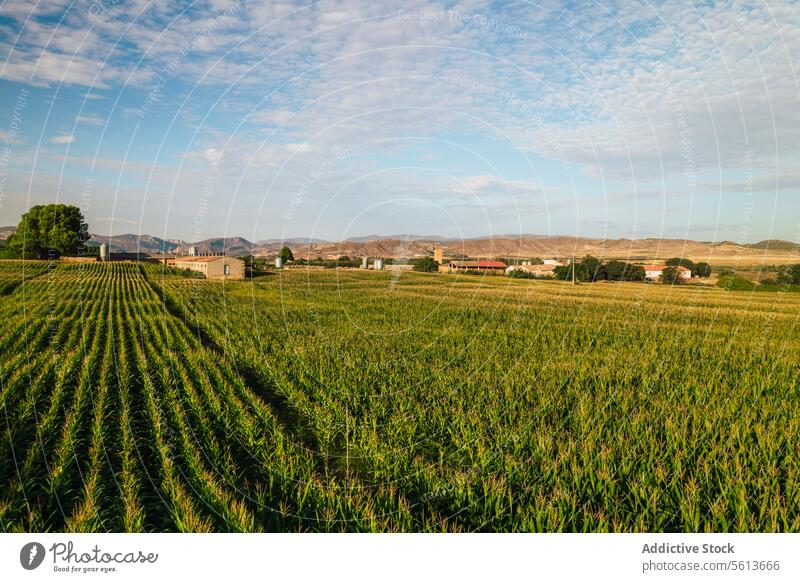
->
(553, 256, 712, 283)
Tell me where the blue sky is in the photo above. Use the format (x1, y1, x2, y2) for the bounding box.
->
(0, 0, 798, 243)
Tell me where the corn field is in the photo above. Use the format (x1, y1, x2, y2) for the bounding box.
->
(1, 261, 798, 531)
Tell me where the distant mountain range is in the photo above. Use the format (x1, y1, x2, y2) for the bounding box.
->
(2, 226, 800, 262)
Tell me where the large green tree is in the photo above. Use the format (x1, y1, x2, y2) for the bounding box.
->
(660, 266, 684, 285)
(7, 204, 89, 259)
(665, 257, 696, 271)
(554, 262, 590, 282)
(279, 246, 294, 263)
(693, 262, 712, 278)
(602, 260, 646, 281)
(580, 255, 603, 281)
(778, 264, 800, 285)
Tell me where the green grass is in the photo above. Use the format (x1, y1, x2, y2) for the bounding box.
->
(1, 262, 798, 532)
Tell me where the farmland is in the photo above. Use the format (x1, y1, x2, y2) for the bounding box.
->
(1, 261, 798, 532)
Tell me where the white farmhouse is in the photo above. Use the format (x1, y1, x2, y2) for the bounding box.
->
(643, 265, 691, 280)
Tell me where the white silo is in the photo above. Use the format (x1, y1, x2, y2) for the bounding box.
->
(275, 257, 284, 268)
(99, 242, 109, 262)
(361, 256, 368, 269)
(188, 245, 198, 256)
(374, 258, 384, 270)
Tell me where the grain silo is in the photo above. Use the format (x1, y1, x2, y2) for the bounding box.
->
(361, 256, 368, 269)
(99, 242, 109, 262)
(374, 258, 384, 270)
(275, 257, 284, 268)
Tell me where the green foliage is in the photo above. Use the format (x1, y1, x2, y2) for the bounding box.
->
(717, 275, 756, 291)
(554, 262, 590, 281)
(7, 204, 89, 259)
(554, 258, 644, 282)
(580, 255, 603, 281)
(777, 264, 800, 285)
(665, 257, 696, 271)
(279, 246, 294, 263)
(660, 267, 684, 284)
(507, 268, 535, 279)
(601, 260, 646, 282)
(693, 262, 712, 278)
(2, 263, 799, 532)
(413, 257, 439, 272)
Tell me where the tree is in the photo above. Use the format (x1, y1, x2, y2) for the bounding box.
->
(413, 257, 439, 272)
(279, 246, 294, 263)
(554, 262, 590, 282)
(7, 204, 88, 259)
(602, 260, 645, 281)
(660, 267, 684, 285)
(693, 262, 712, 278)
(580, 255, 603, 281)
(778, 264, 800, 284)
(665, 257, 695, 271)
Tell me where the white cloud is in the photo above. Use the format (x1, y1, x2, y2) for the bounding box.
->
(75, 115, 105, 125)
(50, 135, 75, 144)
(452, 175, 552, 197)
(1, 0, 798, 240)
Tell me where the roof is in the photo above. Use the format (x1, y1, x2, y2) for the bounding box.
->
(449, 260, 507, 268)
(643, 265, 690, 271)
(478, 261, 508, 268)
(175, 256, 227, 263)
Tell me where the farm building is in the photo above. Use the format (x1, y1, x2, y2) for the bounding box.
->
(150, 254, 177, 267)
(506, 264, 557, 277)
(442, 260, 508, 274)
(174, 256, 245, 280)
(543, 259, 567, 266)
(643, 265, 691, 280)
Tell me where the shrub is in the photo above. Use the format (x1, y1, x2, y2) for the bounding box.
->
(413, 257, 439, 272)
(507, 269, 535, 279)
(717, 275, 757, 291)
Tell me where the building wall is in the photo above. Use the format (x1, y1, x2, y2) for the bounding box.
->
(645, 269, 691, 280)
(206, 257, 245, 280)
(174, 257, 244, 279)
(176, 261, 209, 275)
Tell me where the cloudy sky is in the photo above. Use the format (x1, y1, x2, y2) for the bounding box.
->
(0, 0, 798, 243)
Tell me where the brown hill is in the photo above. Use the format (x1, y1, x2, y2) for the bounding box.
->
(274, 236, 800, 265)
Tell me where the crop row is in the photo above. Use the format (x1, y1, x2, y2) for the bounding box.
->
(145, 265, 800, 531)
